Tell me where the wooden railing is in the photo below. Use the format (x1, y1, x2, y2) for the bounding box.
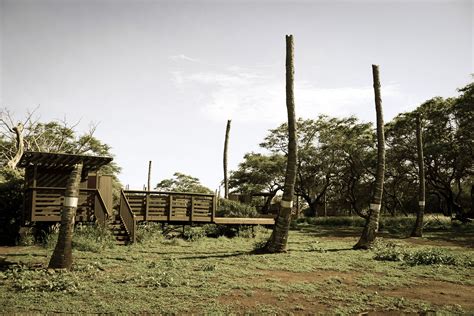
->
(27, 187, 109, 224)
(94, 190, 111, 226)
(120, 189, 136, 243)
(123, 190, 216, 222)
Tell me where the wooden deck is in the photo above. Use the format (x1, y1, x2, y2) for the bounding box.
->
(120, 189, 275, 243)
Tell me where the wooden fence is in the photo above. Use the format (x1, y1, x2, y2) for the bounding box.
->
(123, 190, 216, 223)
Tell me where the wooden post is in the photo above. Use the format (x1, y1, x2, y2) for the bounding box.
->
(168, 195, 173, 221)
(211, 195, 216, 223)
(145, 192, 150, 221)
(31, 165, 38, 221)
(147, 161, 152, 191)
(190, 196, 195, 222)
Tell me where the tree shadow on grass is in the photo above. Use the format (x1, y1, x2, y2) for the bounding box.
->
(176, 251, 249, 260)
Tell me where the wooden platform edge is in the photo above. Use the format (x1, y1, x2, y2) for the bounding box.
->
(213, 217, 275, 225)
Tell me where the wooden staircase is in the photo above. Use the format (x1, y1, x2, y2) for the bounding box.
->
(108, 213, 131, 245)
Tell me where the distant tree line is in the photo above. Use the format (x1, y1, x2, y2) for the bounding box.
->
(229, 81, 474, 221)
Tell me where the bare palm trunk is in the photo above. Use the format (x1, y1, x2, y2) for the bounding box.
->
(223, 120, 231, 199)
(354, 64, 385, 250)
(264, 35, 297, 253)
(48, 163, 83, 269)
(411, 115, 425, 237)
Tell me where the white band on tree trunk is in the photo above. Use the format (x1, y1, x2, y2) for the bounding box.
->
(370, 203, 381, 211)
(418, 201, 426, 206)
(280, 200, 293, 208)
(64, 197, 78, 208)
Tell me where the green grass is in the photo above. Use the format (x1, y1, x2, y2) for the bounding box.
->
(0, 221, 473, 314)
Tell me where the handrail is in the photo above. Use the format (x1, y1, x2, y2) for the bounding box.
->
(123, 189, 215, 197)
(94, 189, 110, 226)
(27, 187, 98, 192)
(120, 189, 136, 243)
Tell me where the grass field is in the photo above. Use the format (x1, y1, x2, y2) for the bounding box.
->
(1, 217, 473, 314)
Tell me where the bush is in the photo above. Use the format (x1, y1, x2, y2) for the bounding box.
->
(42, 224, 115, 252)
(135, 222, 163, 244)
(0, 168, 24, 245)
(217, 199, 258, 218)
(373, 241, 406, 262)
(72, 224, 116, 252)
(182, 226, 207, 241)
(297, 216, 366, 227)
(373, 241, 473, 267)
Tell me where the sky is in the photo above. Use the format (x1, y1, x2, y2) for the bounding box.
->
(0, 0, 472, 192)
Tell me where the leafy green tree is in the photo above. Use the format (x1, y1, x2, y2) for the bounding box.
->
(383, 81, 473, 221)
(229, 152, 285, 212)
(260, 115, 376, 217)
(384, 112, 419, 216)
(321, 117, 376, 217)
(419, 96, 472, 220)
(155, 172, 213, 194)
(0, 108, 121, 246)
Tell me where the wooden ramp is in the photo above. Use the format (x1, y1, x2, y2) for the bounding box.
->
(119, 189, 275, 243)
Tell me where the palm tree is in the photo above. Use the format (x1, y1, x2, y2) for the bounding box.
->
(264, 35, 297, 253)
(48, 162, 83, 269)
(223, 119, 231, 199)
(411, 114, 425, 237)
(354, 64, 385, 250)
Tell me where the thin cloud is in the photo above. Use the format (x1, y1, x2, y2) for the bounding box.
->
(169, 54, 200, 63)
(172, 68, 406, 123)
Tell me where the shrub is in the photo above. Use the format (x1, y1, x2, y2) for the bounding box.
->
(0, 168, 24, 246)
(42, 224, 115, 252)
(217, 199, 258, 218)
(373, 241, 473, 267)
(373, 241, 406, 262)
(297, 216, 366, 227)
(135, 222, 163, 244)
(72, 224, 116, 252)
(182, 226, 207, 241)
(405, 248, 459, 266)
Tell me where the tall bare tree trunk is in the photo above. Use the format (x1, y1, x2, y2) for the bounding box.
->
(7, 123, 24, 169)
(48, 163, 83, 269)
(263, 35, 297, 253)
(147, 160, 152, 191)
(354, 64, 385, 250)
(411, 115, 425, 237)
(223, 119, 231, 199)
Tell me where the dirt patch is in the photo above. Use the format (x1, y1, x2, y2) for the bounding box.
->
(258, 269, 359, 285)
(217, 288, 329, 313)
(383, 280, 474, 310)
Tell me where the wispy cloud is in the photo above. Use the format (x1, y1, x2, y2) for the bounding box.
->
(171, 67, 405, 123)
(169, 54, 200, 63)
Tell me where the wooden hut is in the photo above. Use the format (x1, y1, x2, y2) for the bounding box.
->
(18, 151, 113, 225)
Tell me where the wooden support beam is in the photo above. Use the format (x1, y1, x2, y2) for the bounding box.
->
(211, 195, 216, 223)
(190, 196, 194, 222)
(145, 192, 150, 221)
(168, 195, 173, 221)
